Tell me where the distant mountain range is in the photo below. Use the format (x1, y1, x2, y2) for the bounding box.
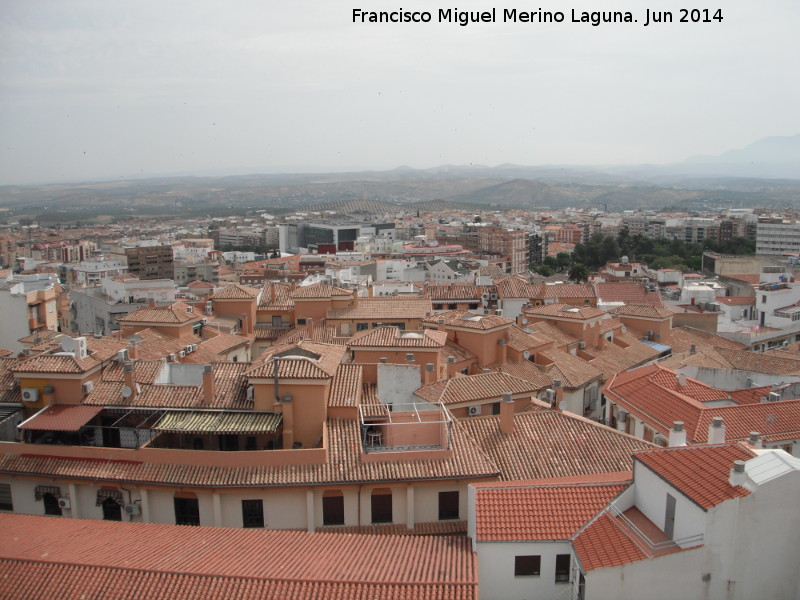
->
(0, 136, 797, 223)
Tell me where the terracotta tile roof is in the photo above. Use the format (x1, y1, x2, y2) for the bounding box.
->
(0, 357, 21, 403)
(0, 418, 499, 486)
(727, 273, 761, 284)
(668, 326, 746, 355)
(254, 325, 294, 341)
(11, 353, 100, 375)
(533, 283, 597, 300)
(210, 283, 260, 300)
(717, 296, 755, 306)
(85, 337, 130, 362)
(153, 410, 281, 434)
(440, 340, 477, 364)
(349, 327, 448, 349)
(573, 513, 649, 571)
(321, 519, 467, 536)
(329, 363, 363, 408)
(415, 372, 542, 406)
(491, 360, 553, 389)
(713, 347, 800, 376)
(596, 282, 664, 308)
(18, 404, 103, 431)
(538, 349, 604, 388)
(459, 406, 654, 481)
(422, 310, 513, 330)
(290, 281, 352, 299)
(494, 275, 536, 299)
(275, 323, 343, 346)
(506, 324, 555, 352)
(257, 281, 295, 309)
(0, 349, 13, 358)
(327, 298, 433, 320)
(247, 342, 346, 380)
(187, 279, 215, 289)
(634, 443, 754, 509)
(0, 514, 477, 600)
(425, 284, 494, 301)
(517, 321, 579, 348)
(474, 480, 629, 541)
(523, 303, 605, 320)
(576, 332, 661, 381)
(693, 400, 800, 443)
(117, 303, 202, 325)
(608, 304, 674, 319)
(100, 360, 164, 384)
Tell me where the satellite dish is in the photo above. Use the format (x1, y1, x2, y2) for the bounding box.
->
(521, 318, 528, 325)
(121, 385, 133, 398)
(522, 351, 531, 359)
(559, 401, 567, 411)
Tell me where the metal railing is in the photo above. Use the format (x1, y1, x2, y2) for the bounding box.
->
(606, 504, 703, 554)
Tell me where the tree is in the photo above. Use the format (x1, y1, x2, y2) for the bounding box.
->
(568, 263, 589, 283)
(534, 265, 554, 277)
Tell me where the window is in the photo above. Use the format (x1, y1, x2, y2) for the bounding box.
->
(514, 555, 541, 576)
(0, 483, 12, 511)
(174, 496, 200, 526)
(438, 491, 459, 520)
(43, 493, 62, 516)
(371, 489, 393, 524)
(322, 491, 345, 526)
(356, 322, 369, 331)
(242, 499, 264, 528)
(101, 496, 122, 521)
(555, 554, 571, 582)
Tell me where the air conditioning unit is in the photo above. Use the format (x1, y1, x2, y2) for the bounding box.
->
(117, 349, 129, 362)
(184, 345, 193, 354)
(191, 344, 198, 352)
(545, 389, 556, 403)
(124, 503, 141, 516)
(178, 350, 186, 358)
(21, 388, 39, 403)
(468, 405, 482, 417)
(490, 293, 498, 300)
(200, 318, 208, 325)
(768, 392, 781, 402)
(57, 498, 71, 509)
(482, 293, 490, 301)
(484, 309, 490, 315)
(82, 381, 94, 395)
(74, 337, 88, 359)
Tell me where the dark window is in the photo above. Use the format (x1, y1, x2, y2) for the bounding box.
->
(102, 496, 122, 521)
(515, 555, 541, 576)
(43, 493, 62, 516)
(371, 490, 392, 524)
(555, 554, 571, 582)
(174, 497, 200, 526)
(272, 316, 282, 326)
(356, 322, 369, 331)
(242, 499, 264, 528)
(490, 402, 501, 415)
(322, 493, 345, 525)
(297, 318, 307, 325)
(438, 491, 459, 520)
(0, 483, 12, 511)
(219, 434, 238, 451)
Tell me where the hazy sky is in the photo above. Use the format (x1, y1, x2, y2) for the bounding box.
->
(1, 0, 798, 184)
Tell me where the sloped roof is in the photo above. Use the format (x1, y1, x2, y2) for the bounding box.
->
(329, 363, 363, 408)
(608, 304, 674, 319)
(422, 310, 513, 330)
(11, 353, 100, 375)
(523, 303, 605, 320)
(290, 282, 352, 299)
(246, 342, 347, 380)
(116, 303, 201, 325)
(18, 405, 103, 432)
(634, 443, 754, 510)
(596, 282, 664, 308)
(533, 283, 597, 300)
(459, 406, 654, 481)
(327, 298, 432, 320)
(415, 372, 543, 405)
(210, 283, 260, 300)
(258, 281, 295, 310)
(349, 327, 447, 349)
(0, 514, 477, 600)
(491, 360, 553, 389)
(425, 284, 494, 301)
(474, 479, 629, 541)
(153, 410, 281, 434)
(573, 513, 649, 571)
(494, 275, 536, 299)
(538, 349, 604, 388)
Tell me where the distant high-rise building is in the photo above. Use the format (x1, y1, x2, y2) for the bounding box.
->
(479, 227, 529, 274)
(124, 244, 174, 280)
(756, 218, 800, 255)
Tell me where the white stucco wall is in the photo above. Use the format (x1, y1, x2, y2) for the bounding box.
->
(477, 540, 574, 600)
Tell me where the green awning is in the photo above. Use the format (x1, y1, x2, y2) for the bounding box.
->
(154, 411, 282, 434)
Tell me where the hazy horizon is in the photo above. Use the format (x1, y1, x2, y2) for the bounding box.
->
(1, 0, 798, 186)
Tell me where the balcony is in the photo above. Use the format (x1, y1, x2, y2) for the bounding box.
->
(607, 504, 703, 557)
(359, 402, 454, 459)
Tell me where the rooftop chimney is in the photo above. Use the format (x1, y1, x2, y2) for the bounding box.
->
(668, 421, 687, 447)
(708, 416, 725, 444)
(203, 365, 215, 405)
(424, 362, 435, 385)
(447, 355, 455, 364)
(500, 391, 515, 435)
(597, 334, 605, 351)
(123, 362, 137, 401)
(352, 288, 359, 307)
(497, 337, 507, 364)
(729, 460, 748, 487)
(748, 431, 762, 448)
